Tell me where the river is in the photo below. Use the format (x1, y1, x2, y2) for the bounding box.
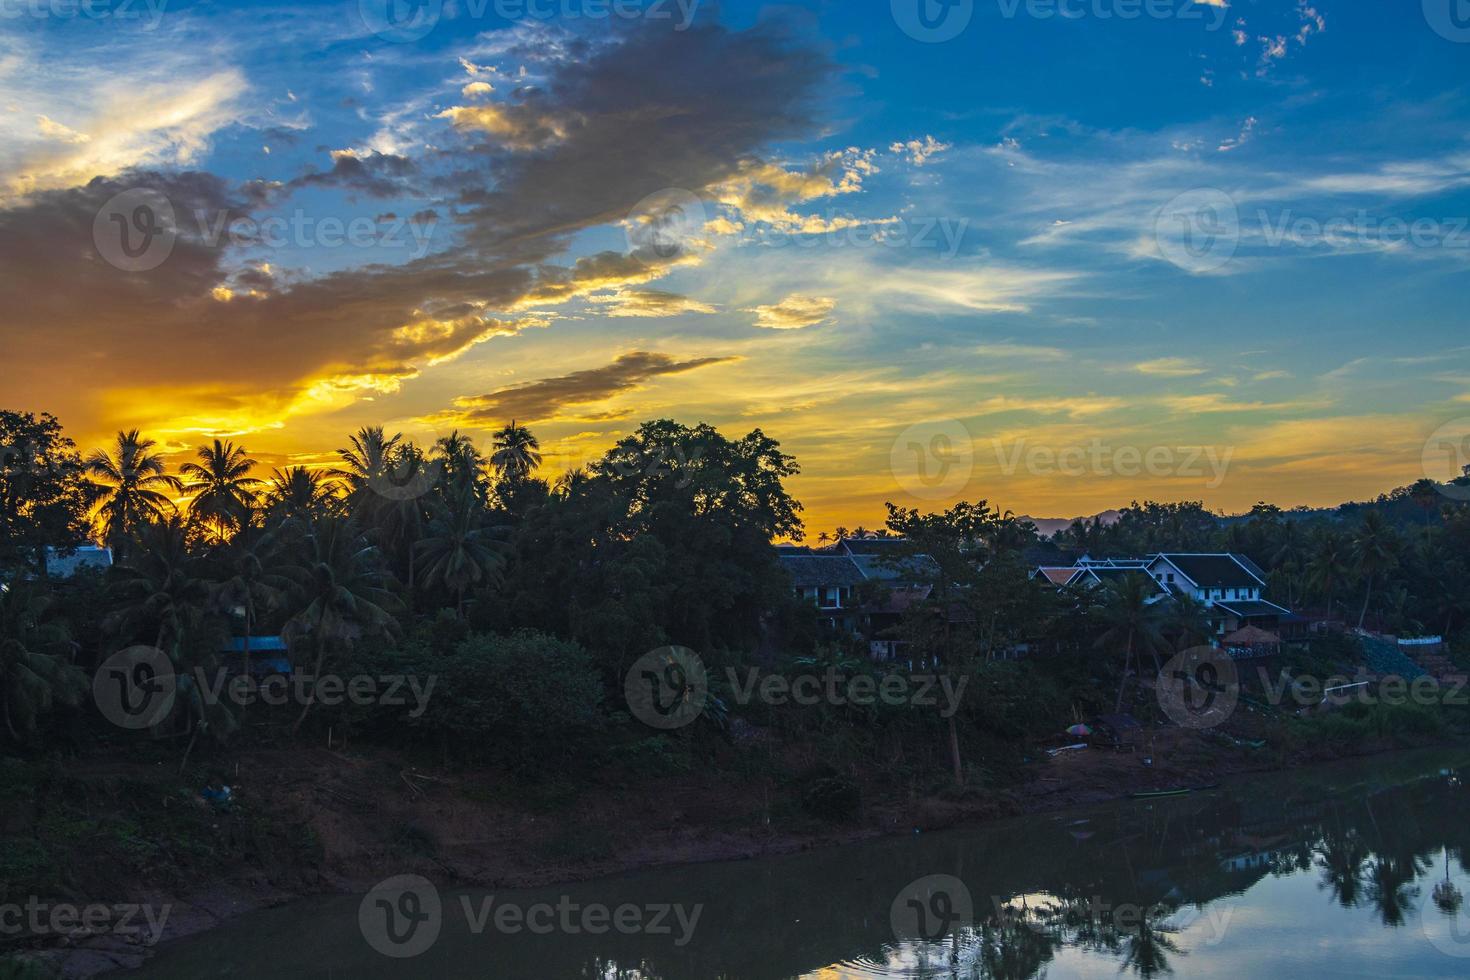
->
(125, 748, 1470, 978)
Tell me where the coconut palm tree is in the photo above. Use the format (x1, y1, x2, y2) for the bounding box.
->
(84, 430, 181, 559)
(179, 439, 261, 541)
(434, 430, 486, 497)
(331, 426, 404, 517)
(1161, 593, 1214, 652)
(212, 526, 288, 694)
(490, 421, 541, 479)
(277, 515, 401, 732)
(1307, 529, 1350, 623)
(1351, 511, 1400, 629)
(263, 466, 338, 521)
(106, 517, 214, 658)
(414, 485, 506, 617)
(0, 584, 87, 741)
(1095, 573, 1167, 712)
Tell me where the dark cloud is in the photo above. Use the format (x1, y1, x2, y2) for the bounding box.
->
(447, 351, 736, 424)
(0, 19, 830, 438)
(287, 151, 420, 199)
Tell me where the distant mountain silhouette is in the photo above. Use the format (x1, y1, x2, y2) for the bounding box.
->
(1020, 510, 1122, 537)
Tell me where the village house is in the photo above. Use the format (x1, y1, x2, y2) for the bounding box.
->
(1033, 552, 1302, 657)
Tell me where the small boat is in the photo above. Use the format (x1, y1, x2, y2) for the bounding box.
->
(1129, 788, 1193, 799)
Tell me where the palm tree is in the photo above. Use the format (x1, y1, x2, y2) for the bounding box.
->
(1271, 519, 1306, 606)
(84, 430, 181, 559)
(107, 517, 213, 658)
(179, 439, 260, 541)
(331, 426, 404, 516)
(490, 421, 541, 479)
(1351, 512, 1400, 629)
(434, 430, 486, 496)
(0, 584, 87, 741)
(415, 485, 505, 617)
(1095, 573, 1167, 712)
(278, 515, 402, 732)
(212, 526, 287, 693)
(263, 466, 338, 521)
(1161, 593, 1213, 652)
(1307, 529, 1350, 623)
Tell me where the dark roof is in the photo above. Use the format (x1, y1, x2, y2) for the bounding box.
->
(779, 555, 866, 588)
(838, 537, 911, 555)
(1214, 599, 1291, 619)
(1082, 567, 1167, 595)
(850, 552, 940, 583)
(1155, 554, 1264, 589)
(1235, 553, 1269, 582)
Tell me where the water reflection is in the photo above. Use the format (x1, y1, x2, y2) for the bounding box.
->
(130, 750, 1470, 979)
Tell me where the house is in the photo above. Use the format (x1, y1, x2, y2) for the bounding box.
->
(779, 554, 868, 632)
(1145, 553, 1292, 639)
(1036, 552, 1297, 655)
(778, 537, 944, 659)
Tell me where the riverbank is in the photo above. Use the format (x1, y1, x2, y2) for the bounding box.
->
(9, 716, 1465, 979)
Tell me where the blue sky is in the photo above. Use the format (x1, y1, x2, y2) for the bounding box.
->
(2, 0, 1468, 530)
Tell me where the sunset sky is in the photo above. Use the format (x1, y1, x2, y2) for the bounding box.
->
(2, 0, 1468, 533)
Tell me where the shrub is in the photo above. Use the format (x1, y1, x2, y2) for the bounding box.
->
(413, 630, 607, 772)
(801, 775, 861, 823)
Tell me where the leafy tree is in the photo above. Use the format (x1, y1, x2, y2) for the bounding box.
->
(0, 411, 94, 576)
(408, 630, 605, 771)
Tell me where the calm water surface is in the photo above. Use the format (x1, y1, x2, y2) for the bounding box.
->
(128, 749, 1470, 978)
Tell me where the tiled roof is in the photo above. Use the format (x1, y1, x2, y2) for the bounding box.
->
(1036, 566, 1079, 586)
